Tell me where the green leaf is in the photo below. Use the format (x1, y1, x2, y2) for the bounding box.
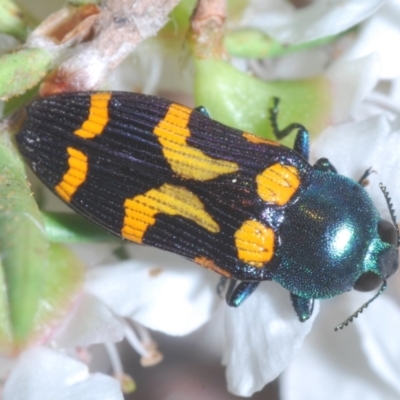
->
(224, 29, 348, 59)
(194, 59, 331, 147)
(165, 0, 196, 33)
(32, 242, 85, 343)
(0, 131, 84, 352)
(43, 211, 118, 243)
(0, 48, 52, 101)
(0, 131, 48, 350)
(0, 0, 29, 41)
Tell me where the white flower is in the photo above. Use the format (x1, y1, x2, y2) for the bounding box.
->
(240, 0, 386, 44)
(281, 290, 400, 400)
(83, 243, 319, 396)
(85, 244, 220, 337)
(280, 105, 400, 399)
(340, 0, 400, 80)
(3, 347, 123, 400)
(221, 283, 319, 396)
(0, 268, 126, 399)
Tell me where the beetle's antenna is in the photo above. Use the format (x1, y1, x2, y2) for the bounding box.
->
(334, 281, 387, 331)
(379, 183, 400, 247)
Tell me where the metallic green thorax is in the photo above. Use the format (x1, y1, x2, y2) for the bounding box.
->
(275, 171, 395, 299)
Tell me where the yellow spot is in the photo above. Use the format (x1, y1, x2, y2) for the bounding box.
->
(234, 220, 274, 267)
(74, 92, 111, 139)
(194, 256, 231, 278)
(154, 103, 238, 180)
(243, 132, 279, 146)
(55, 147, 88, 202)
(256, 163, 300, 206)
(122, 184, 219, 243)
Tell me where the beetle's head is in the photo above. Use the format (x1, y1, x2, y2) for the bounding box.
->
(336, 183, 399, 330)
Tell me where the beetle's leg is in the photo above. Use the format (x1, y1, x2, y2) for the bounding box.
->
(269, 97, 309, 160)
(290, 293, 314, 322)
(293, 129, 309, 161)
(226, 280, 260, 307)
(358, 167, 374, 186)
(194, 105, 211, 118)
(313, 157, 338, 173)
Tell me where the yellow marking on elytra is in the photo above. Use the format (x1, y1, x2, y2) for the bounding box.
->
(242, 132, 280, 146)
(55, 147, 88, 202)
(194, 256, 231, 278)
(234, 220, 275, 267)
(256, 163, 300, 206)
(74, 92, 112, 139)
(153, 103, 239, 180)
(122, 183, 219, 243)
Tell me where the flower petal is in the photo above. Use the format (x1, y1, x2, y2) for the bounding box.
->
(241, 0, 385, 44)
(3, 347, 123, 400)
(342, 0, 400, 79)
(54, 293, 125, 348)
(326, 54, 381, 123)
(356, 294, 400, 394)
(281, 294, 400, 400)
(86, 245, 220, 336)
(222, 281, 318, 396)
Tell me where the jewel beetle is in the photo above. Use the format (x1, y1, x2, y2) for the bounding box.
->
(16, 92, 399, 325)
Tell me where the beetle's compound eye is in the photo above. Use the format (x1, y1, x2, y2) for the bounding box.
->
(354, 271, 382, 292)
(378, 219, 398, 246)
